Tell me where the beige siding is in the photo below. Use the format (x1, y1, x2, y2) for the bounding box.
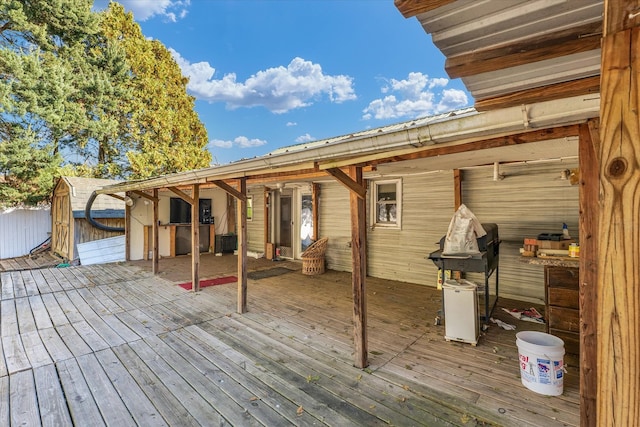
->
(462, 160, 579, 303)
(368, 171, 454, 286)
(246, 186, 265, 253)
(318, 182, 352, 272)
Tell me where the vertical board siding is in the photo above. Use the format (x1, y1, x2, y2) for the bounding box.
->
(318, 182, 353, 272)
(462, 160, 580, 303)
(246, 187, 265, 253)
(73, 219, 124, 262)
(368, 171, 453, 286)
(0, 208, 51, 259)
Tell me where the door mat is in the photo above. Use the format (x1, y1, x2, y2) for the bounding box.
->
(178, 276, 237, 290)
(248, 267, 295, 280)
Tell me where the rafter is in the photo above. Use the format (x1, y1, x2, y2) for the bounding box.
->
(326, 168, 367, 199)
(394, 0, 456, 18)
(446, 22, 602, 79)
(474, 76, 600, 111)
(167, 186, 194, 205)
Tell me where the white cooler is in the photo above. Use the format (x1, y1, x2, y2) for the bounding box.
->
(442, 279, 479, 346)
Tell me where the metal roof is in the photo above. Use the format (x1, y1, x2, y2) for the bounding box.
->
(401, 0, 603, 108)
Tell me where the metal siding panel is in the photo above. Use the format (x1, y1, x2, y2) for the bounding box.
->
(368, 172, 454, 286)
(246, 187, 265, 253)
(318, 182, 352, 272)
(462, 160, 579, 303)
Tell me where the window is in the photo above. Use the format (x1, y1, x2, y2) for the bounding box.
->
(372, 179, 401, 228)
(169, 198, 212, 224)
(246, 196, 253, 221)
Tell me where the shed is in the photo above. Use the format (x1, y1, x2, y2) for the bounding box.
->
(51, 177, 125, 262)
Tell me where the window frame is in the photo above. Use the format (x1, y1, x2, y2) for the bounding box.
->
(246, 195, 253, 222)
(371, 178, 402, 229)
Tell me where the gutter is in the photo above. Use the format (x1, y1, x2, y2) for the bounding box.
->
(95, 94, 599, 195)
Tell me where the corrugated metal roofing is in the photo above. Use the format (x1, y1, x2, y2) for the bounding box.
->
(414, 0, 603, 101)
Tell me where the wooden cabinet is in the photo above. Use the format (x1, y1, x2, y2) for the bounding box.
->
(545, 266, 580, 356)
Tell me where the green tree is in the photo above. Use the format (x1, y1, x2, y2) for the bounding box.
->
(100, 3, 211, 179)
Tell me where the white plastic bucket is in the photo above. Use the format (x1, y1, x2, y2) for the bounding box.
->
(516, 331, 565, 396)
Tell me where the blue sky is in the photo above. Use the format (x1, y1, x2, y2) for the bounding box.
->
(94, 0, 472, 165)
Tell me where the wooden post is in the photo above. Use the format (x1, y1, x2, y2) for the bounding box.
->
(598, 1, 640, 424)
(579, 120, 599, 427)
(453, 169, 462, 210)
(349, 165, 368, 368)
(152, 188, 159, 275)
(125, 192, 131, 261)
(312, 183, 320, 241)
(191, 184, 200, 292)
(237, 178, 248, 314)
(264, 187, 270, 252)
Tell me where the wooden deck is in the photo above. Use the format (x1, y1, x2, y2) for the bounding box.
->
(0, 260, 579, 426)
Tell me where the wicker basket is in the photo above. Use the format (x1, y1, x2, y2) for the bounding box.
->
(301, 237, 328, 276)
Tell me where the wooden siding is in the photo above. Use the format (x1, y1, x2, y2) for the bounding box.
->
(72, 219, 124, 262)
(246, 186, 265, 253)
(462, 160, 580, 303)
(0, 208, 50, 259)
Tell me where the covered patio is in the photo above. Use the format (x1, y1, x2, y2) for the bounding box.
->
(1, 258, 578, 426)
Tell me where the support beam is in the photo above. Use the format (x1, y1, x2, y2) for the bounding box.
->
(152, 189, 159, 275)
(474, 76, 600, 111)
(237, 178, 248, 314)
(453, 169, 462, 210)
(579, 120, 599, 427)
(124, 192, 131, 261)
(349, 166, 368, 368)
(168, 186, 194, 205)
(326, 168, 367, 199)
(312, 183, 320, 241)
(394, 0, 455, 18)
(131, 190, 159, 203)
(597, 2, 640, 424)
(191, 184, 200, 292)
(211, 180, 248, 202)
(446, 22, 602, 79)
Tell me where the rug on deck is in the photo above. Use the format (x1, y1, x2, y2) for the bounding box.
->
(178, 276, 237, 290)
(248, 267, 296, 280)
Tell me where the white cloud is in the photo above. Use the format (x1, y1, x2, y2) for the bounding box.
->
(170, 50, 357, 114)
(295, 134, 314, 143)
(363, 72, 468, 120)
(286, 122, 297, 127)
(95, 0, 191, 22)
(208, 136, 267, 150)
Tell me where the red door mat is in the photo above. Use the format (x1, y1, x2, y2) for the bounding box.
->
(178, 276, 237, 290)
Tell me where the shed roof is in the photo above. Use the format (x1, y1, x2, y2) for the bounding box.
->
(59, 177, 125, 217)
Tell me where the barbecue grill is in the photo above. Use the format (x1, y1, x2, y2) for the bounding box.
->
(428, 223, 500, 322)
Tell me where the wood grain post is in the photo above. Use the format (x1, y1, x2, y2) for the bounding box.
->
(191, 184, 200, 292)
(597, 2, 640, 424)
(578, 120, 599, 427)
(152, 188, 159, 275)
(237, 178, 248, 314)
(349, 166, 368, 368)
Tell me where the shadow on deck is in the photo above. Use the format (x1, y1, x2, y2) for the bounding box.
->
(0, 256, 579, 426)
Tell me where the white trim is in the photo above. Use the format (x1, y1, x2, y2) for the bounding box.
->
(371, 178, 402, 229)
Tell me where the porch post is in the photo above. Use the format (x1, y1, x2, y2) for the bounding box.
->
(312, 183, 320, 241)
(349, 165, 368, 368)
(578, 120, 599, 426)
(125, 191, 131, 261)
(152, 188, 159, 275)
(191, 184, 200, 292)
(237, 178, 248, 314)
(597, 1, 640, 424)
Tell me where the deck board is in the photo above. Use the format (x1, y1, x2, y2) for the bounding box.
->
(0, 262, 580, 426)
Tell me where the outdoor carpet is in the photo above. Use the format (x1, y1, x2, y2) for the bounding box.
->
(248, 267, 295, 280)
(178, 276, 237, 290)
